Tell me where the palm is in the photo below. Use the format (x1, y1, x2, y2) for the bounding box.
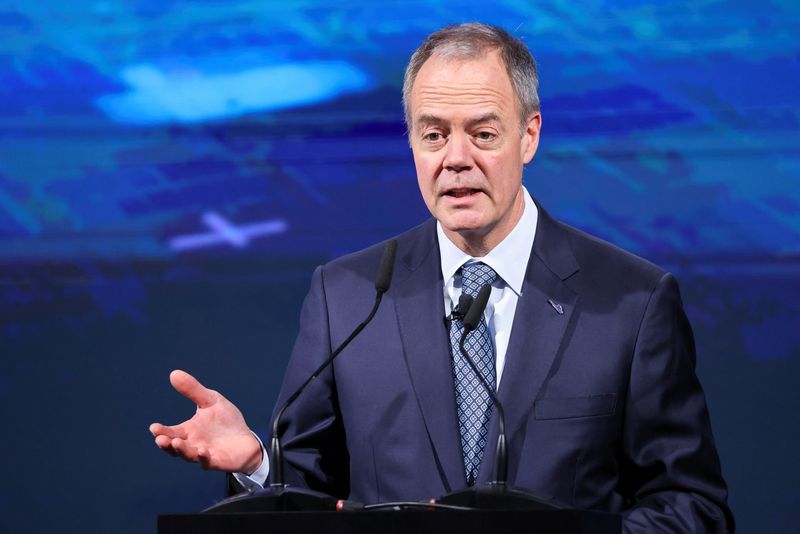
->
(150, 370, 262, 473)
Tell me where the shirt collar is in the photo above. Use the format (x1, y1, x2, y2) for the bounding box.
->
(437, 187, 538, 295)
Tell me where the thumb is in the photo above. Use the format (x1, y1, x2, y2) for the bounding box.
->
(170, 369, 217, 409)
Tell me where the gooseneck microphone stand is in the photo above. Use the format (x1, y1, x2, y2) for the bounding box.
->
(205, 240, 397, 513)
(437, 284, 561, 510)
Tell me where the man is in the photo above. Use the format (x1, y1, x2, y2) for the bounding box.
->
(151, 23, 733, 532)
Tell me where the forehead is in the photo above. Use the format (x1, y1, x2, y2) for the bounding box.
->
(410, 50, 517, 123)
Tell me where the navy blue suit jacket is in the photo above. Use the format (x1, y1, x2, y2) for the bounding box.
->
(271, 203, 733, 532)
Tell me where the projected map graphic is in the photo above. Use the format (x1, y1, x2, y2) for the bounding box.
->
(2, 2, 797, 260)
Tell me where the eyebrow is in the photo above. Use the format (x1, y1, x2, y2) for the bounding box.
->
(466, 113, 501, 128)
(415, 114, 446, 129)
(415, 112, 502, 130)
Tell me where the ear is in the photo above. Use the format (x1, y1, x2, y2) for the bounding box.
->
(520, 112, 542, 164)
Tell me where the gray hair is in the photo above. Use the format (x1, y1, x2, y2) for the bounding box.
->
(402, 22, 540, 134)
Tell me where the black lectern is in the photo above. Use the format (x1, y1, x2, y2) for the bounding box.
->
(158, 508, 620, 534)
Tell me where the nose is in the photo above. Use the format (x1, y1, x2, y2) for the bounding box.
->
(443, 133, 473, 173)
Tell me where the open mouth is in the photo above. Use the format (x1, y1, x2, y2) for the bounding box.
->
(445, 188, 481, 198)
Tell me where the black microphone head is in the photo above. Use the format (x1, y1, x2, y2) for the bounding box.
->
(374, 239, 398, 293)
(463, 284, 491, 331)
(457, 293, 473, 316)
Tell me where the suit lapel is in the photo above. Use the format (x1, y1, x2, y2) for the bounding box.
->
(393, 221, 466, 491)
(477, 204, 580, 483)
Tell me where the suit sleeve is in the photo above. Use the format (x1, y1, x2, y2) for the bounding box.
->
(621, 272, 734, 533)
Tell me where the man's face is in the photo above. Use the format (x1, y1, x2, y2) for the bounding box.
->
(409, 50, 541, 253)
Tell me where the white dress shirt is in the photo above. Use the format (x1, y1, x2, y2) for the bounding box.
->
(437, 187, 538, 388)
(237, 187, 538, 488)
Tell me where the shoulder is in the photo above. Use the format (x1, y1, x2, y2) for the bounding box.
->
(532, 204, 681, 332)
(540, 208, 668, 295)
(317, 219, 436, 288)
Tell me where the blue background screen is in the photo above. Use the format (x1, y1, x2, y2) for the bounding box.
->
(1, 2, 798, 532)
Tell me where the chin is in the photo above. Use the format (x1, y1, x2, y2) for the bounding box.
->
(439, 218, 489, 236)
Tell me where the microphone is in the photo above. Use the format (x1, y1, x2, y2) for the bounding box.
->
(457, 284, 508, 486)
(445, 292, 473, 326)
(206, 239, 398, 513)
(374, 239, 397, 294)
(436, 284, 560, 510)
(270, 239, 398, 489)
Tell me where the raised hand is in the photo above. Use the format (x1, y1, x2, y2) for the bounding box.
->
(149, 370, 263, 474)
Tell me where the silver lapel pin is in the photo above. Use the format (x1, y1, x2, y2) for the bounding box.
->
(547, 298, 564, 315)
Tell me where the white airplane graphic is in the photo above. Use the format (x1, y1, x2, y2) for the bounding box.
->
(169, 211, 288, 251)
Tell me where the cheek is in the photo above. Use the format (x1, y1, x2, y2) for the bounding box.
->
(482, 154, 520, 200)
(414, 163, 431, 193)
(413, 158, 438, 211)
(480, 154, 509, 183)
(414, 154, 440, 189)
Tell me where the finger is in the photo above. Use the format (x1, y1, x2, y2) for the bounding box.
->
(154, 435, 179, 457)
(170, 369, 217, 409)
(170, 437, 200, 463)
(150, 422, 187, 439)
(157, 435, 199, 462)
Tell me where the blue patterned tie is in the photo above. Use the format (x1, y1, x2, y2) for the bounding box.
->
(449, 261, 497, 485)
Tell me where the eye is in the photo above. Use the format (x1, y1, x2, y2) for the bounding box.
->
(475, 130, 497, 141)
(419, 128, 448, 150)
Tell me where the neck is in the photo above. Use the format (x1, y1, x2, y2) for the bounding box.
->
(444, 231, 495, 257)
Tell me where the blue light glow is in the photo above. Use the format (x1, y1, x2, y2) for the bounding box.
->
(96, 61, 374, 124)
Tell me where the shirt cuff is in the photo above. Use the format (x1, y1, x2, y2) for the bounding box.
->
(232, 432, 269, 489)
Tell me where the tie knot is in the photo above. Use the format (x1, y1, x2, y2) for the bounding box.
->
(461, 262, 497, 298)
